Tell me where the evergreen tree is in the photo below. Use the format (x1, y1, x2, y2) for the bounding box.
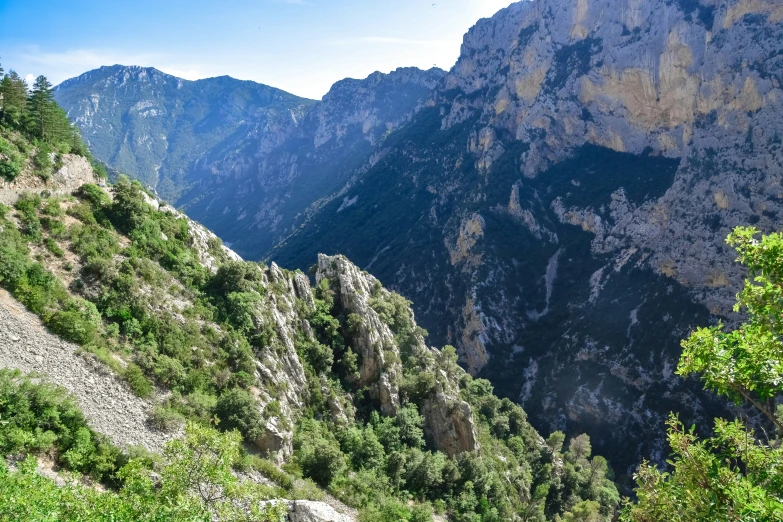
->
(0, 71, 28, 127)
(27, 75, 55, 141)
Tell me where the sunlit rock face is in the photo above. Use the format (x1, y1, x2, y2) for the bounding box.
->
(265, 0, 782, 475)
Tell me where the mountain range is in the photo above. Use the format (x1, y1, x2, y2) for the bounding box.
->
(54, 0, 783, 476)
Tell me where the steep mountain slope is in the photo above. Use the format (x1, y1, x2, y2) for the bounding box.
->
(0, 149, 618, 520)
(54, 65, 317, 201)
(268, 0, 783, 475)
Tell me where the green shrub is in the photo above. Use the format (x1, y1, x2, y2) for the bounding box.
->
(0, 136, 24, 180)
(0, 369, 124, 481)
(75, 183, 111, 208)
(148, 405, 185, 432)
(299, 437, 346, 487)
(215, 388, 263, 441)
(124, 364, 153, 398)
(44, 237, 64, 257)
(248, 456, 294, 491)
(45, 299, 101, 345)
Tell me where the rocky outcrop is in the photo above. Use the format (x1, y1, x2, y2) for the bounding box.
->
(316, 254, 401, 416)
(316, 254, 479, 455)
(288, 501, 355, 522)
(246, 263, 313, 462)
(262, 500, 356, 522)
(0, 154, 98, 205)
(421, 390, 480, 457)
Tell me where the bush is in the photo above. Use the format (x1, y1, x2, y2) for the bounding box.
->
(76, 183, 111, 208)
(45, 299, 101, 345)
(148, 405, 185, 432)
(0, 136, 24, 180)
(109, 175, 150, 234)
(0, 369, 124, 481)
(248, 456, 294, 490)
(44, 237, 64, 257)
(124, 363, 153, 398)
(215, 388, 263, 441)
(299, 436, 346, 487)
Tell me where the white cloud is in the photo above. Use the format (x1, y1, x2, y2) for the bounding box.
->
(25, 74, 35, 86)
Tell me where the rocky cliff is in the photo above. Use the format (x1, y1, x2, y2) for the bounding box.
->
(266, 0, 783, 475)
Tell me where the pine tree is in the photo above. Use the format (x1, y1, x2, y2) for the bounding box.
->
(27, 75, 55, 141)
(0, 71, 28, 127)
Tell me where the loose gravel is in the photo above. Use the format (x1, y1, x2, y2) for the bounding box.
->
(0, 288, 171, 452)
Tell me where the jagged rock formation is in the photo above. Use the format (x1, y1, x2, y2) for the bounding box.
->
(316, 254, 402, 416)
(316, 254, 479, 456)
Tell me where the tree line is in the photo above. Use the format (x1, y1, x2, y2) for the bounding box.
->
(0, 60, 94, 181)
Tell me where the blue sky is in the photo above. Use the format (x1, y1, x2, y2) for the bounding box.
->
(0, 0, 515, 99)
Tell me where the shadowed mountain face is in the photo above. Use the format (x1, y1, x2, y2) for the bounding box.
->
(56, 0, 783, 475)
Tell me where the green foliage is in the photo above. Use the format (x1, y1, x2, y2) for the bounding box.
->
(124, 363, 153, 398)
(245, 456, 295, 491)
(215, 388, 263, 442)
(0, 421, 287, 521)
(0, 67, 87, 160)
(623, 227, 783, 521)
(33, 142, 53, 180)
(0, 135, 24, 180)
(0, 369, 125, 482)
(148, 405, 186, 432)
(295, 419, 346, 487)
(110, 175, 152, 234)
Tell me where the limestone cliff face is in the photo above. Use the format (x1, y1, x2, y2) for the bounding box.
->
(316, 254, 479, 456)
(442, 0, 783, 320)
(267, 0, 783, 473)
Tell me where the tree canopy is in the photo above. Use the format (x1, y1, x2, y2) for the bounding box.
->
(622, 226, 783, 522)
